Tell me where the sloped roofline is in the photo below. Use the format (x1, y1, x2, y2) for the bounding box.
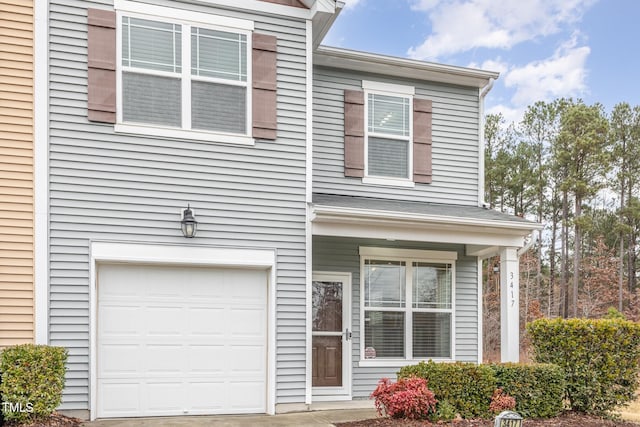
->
(314, 45, 500, 88)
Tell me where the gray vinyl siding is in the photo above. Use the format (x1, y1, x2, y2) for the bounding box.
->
(313, 66, 481, 206)
(49, 1, 308, 410)
(313, 236, 479, 399)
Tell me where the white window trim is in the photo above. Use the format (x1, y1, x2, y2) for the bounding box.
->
(362, 80, 415, 186)
(115, 1, 254, 145)
(358, 247, 457, 366)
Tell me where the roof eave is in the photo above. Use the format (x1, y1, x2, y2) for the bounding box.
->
(314, 45, 500, 88)
(312, 204, 542, 236)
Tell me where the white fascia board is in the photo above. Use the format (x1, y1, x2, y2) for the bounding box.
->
(192, 0, 316, 19)
(312, 220, 527, 248)
(312, 205, 542, 233)
(466, 245, 500, 258)
(315, 46, 500, 89)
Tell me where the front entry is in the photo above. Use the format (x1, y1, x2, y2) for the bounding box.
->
(312, 272, 351, 400)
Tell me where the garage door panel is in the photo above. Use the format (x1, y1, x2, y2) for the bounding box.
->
(188, 345, 225, 372)
(230, 345, 266, 372)
(97, 264, 267, 418)
(228, 381, 266, 411)
(187, 307, 225, 335)
(99, 344, 141, 376)
(145, 381, 184, 412)
(99, 305, 141, 336)
(187, 381, 226, 411)
(146, 307, 184, 336)
(98, 381, 140, 414)
(230, 307, 266, 336)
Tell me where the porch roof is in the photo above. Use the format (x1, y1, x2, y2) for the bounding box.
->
(311, 193, 541, 249)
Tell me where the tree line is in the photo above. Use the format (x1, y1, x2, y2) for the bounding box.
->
(484, 99, 640, 326)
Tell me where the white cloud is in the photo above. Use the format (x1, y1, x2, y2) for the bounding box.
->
(486, 103, 524, 124)
(503, 35, 590, 106)
(407, 0, 596, 60)
(469, 58, 509, 74)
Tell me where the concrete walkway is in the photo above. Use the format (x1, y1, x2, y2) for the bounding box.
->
(82, 409, 377, 427)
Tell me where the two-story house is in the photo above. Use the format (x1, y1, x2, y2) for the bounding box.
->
(31, 0, 539, 420)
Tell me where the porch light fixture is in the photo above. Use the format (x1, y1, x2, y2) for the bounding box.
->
(494, 411, 523, 427)
(181, 204, 198, 238)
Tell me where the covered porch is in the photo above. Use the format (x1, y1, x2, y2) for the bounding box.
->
(308, 194, 540, 402)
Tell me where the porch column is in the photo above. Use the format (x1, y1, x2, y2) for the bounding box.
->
(500, 247, 519, 362)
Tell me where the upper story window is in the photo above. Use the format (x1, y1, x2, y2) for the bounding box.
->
(344, 81, 432, 186)
(366, 92, 411, 179)
(119, 10, 250, 137)
(87, 3, 277, 143)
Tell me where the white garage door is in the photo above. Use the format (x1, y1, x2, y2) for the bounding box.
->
(97, 264, 267, 418)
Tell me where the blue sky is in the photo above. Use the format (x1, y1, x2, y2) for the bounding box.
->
(323, 0, 640, 123)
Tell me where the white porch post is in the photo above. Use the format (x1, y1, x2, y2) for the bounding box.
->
(500, 247, 520, 362)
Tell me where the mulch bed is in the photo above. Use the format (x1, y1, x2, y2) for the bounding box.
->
(336, 411, 640, 427)
(2, 413, 83, 427)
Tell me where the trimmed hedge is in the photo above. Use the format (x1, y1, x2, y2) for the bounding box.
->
(488, 363, 565, 418)
(527, 317, 640, 414)
(398, 361, 496, 419)
(0, 344, 68, 424)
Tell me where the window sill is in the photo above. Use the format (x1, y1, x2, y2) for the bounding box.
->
(362, 176, 415, 188)
(115, 123, 255, 146)
(358, 358, 453, 368)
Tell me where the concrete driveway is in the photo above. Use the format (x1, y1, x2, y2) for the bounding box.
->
(81, 409, 377, 427)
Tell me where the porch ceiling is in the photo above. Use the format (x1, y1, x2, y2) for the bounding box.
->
(311, 194, 541, 249)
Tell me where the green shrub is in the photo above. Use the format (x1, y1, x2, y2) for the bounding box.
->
(433, 399, 457, 422)
(0, 344, 68, 423)
(489, 363, 565, 418)
(527, 317, 640, 414)
(398, 361, 496, 419)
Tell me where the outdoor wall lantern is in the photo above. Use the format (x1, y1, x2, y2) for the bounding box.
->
(494, 411, 523, 427)
(181, 205, 198, 238)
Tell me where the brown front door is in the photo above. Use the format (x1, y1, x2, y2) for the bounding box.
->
(312, 279, 344, 388)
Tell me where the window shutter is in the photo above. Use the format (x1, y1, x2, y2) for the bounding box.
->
(87, 8, 116, 123)
(413, 98, 432, 184)
(344, 89, 365, 177)
(252, 33, 277, 140)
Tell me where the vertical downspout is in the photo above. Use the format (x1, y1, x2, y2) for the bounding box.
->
(478, 78, 494, 208)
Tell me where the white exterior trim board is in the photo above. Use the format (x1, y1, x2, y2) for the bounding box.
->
(315, 46, 499, 89)
(34, 0, 49, 345)
(88, 241, 277, 420)
(312, 205, 541, 233)
(312, 221, 527, 248)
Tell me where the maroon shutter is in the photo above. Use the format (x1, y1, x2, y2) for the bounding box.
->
(413, 98, 433, 184)
(344, 90, 365, 177)
(87, 8, 116, 123)
(252, 33, 277, 140)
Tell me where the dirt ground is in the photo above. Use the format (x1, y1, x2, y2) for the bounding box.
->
(336, 411, 640, 427)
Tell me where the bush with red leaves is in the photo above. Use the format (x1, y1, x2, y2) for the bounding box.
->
(370, 377, 437, 420)
(489, 388, 516, 414)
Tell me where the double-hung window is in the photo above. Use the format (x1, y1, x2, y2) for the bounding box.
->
(360, 248, 456, 365)
(363, 81, 414, 185)
(116, 2, 253, 142)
